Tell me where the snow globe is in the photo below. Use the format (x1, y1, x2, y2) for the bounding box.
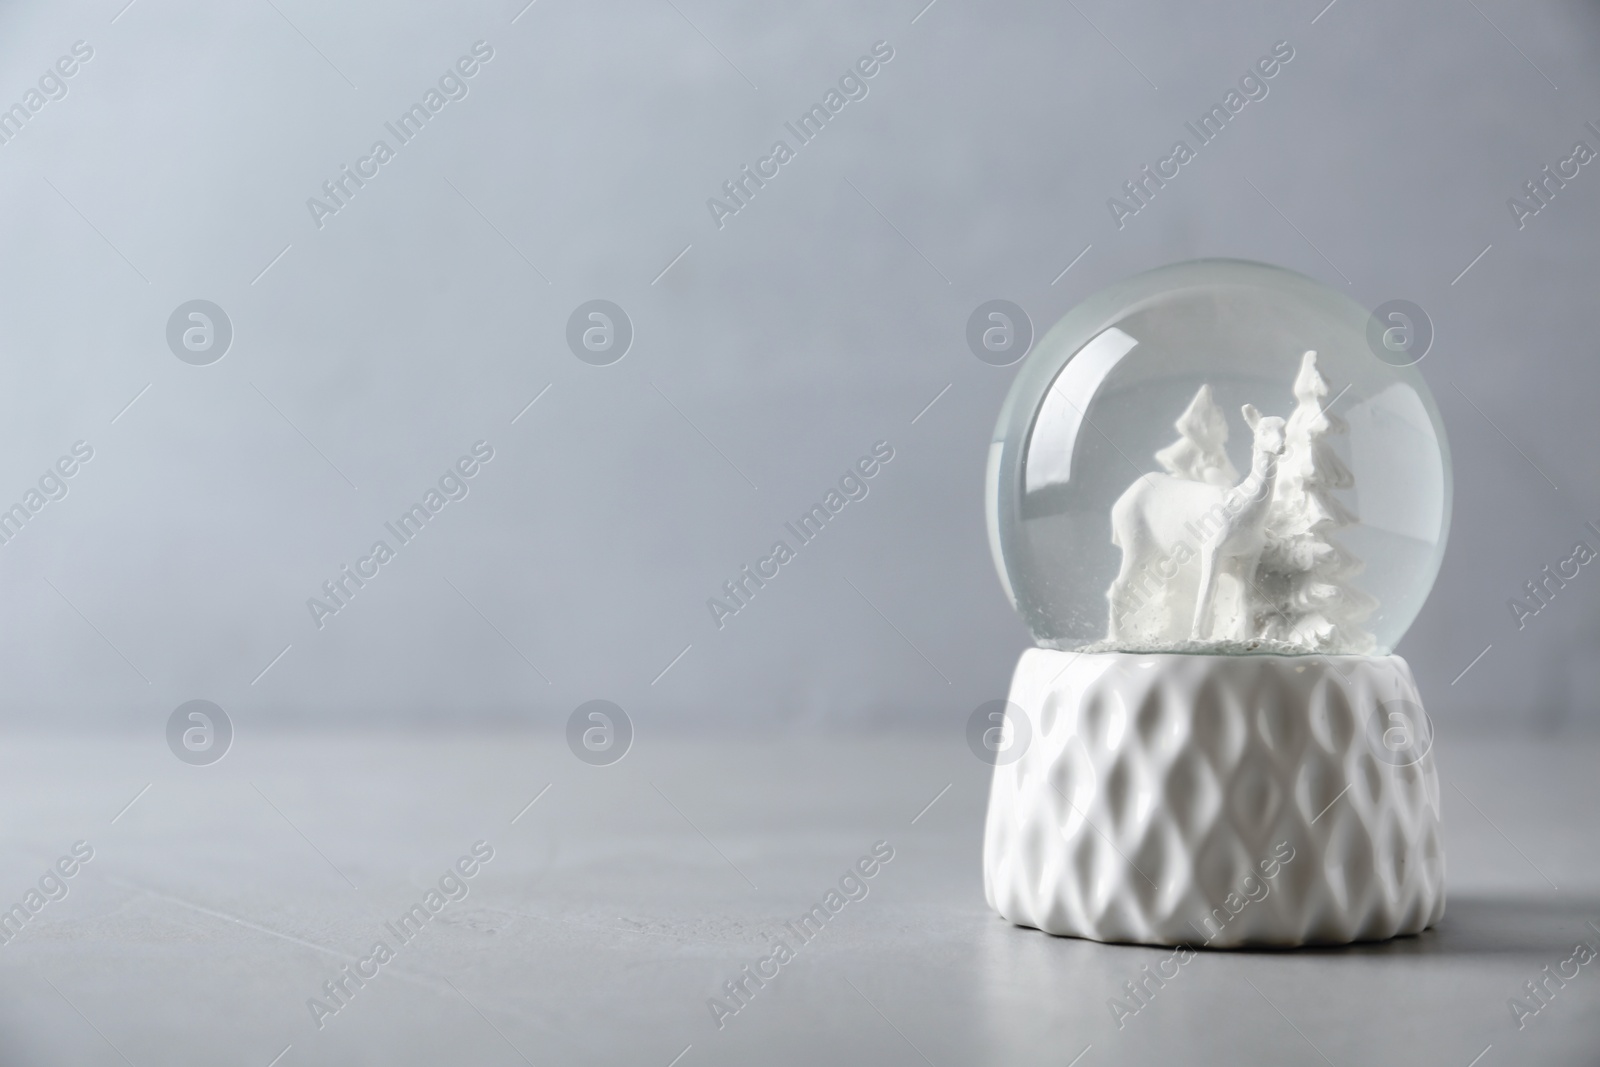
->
(981, 259, 1450, 947)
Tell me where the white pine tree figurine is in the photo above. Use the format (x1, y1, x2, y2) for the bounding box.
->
(1155, 384, 1239, 486)
(1257, 351, 1377, 652)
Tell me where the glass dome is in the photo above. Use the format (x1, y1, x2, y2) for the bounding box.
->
(986, 259, 1451, 656)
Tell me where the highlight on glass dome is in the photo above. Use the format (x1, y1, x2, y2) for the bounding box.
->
(986, 258, 1452, 657)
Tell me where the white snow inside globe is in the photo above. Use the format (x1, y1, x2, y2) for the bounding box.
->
(986, 259, 1451, 655)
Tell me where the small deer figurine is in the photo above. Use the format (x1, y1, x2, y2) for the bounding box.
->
(1190, 405, 1286, 640)
(1107, 404, 1287, 644)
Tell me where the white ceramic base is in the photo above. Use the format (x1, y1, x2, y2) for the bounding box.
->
(982, 649, 1445, 947)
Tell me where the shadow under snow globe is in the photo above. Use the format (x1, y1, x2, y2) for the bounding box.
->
(981, 259, 1451, 948)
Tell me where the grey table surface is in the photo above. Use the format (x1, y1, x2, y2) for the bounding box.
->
(0, 730, 1593, 1066)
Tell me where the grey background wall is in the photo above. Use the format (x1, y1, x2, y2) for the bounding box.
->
(0, 0, 1594, 733)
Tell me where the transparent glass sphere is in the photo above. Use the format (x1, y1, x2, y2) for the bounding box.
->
(986, 259, 1451, 656)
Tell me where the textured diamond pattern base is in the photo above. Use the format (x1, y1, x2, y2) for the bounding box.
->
(983, 650, 1445, 947)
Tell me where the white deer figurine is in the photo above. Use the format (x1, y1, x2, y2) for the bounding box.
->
(1189, 405, 1287, 640)
(1107, 404, 1287, 644)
